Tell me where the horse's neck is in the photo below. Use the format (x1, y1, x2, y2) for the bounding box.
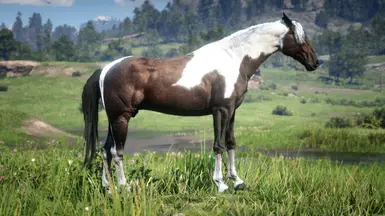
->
(222, 21, 287, 60)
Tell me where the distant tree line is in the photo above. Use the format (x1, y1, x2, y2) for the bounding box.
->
(0, 0, 385, 86)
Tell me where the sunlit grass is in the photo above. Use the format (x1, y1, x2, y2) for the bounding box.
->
(0, 144, 384, 215)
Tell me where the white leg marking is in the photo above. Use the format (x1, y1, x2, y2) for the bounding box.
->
(99, 56, 132, 109)
(101, 149, 110, 187)
(213, 153, 228, 193)
(111, 145, 127, 186)
(227, 149, 244, 188)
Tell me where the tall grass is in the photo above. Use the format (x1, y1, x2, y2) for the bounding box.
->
(1, 143, 385, 215)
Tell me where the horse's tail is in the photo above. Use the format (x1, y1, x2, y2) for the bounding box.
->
(81, 68, 102, 167)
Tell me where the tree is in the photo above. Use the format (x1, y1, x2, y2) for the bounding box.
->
(315, 10, 329, 28)
(77, 21, 102, 62)
(12, 11, 23, 42)
(328, 47, 367, 84)
(0, 28, 18, 60)
(141, 45, 163, 58)
(100, 39, 132, 61)
(28, 12, 44, 51)
(316, 30, 342, 57)
(52, 24, 77, 41)
(119, 17, 134, 36)
(198, 0, 217, 29)
(42, 19, 53, 51)
(51, 36, 76, 61)
(0, 23, 6, 29)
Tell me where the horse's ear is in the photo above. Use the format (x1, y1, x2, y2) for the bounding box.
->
(282, 12, 293, 27)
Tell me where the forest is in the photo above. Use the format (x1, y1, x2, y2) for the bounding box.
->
(1, 0, 385, 84)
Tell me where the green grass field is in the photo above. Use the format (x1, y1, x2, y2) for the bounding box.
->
(0, 146, 384, 215)
(1, 61, 385, 215)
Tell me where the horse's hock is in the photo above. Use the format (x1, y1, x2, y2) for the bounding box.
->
(0, 61, 40, 79)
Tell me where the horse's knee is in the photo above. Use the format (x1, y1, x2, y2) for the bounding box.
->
(213, 141, 226, 155)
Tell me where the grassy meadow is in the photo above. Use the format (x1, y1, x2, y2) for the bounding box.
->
(0, 60, 385, 215)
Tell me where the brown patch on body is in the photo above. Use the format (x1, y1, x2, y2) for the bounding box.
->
(104, 56, 228, 118)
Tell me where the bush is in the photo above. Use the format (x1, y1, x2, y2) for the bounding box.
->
(291, 85, 298, 91)
(325, 117, 353, 128)
(309, 97, 320, 103)
(372, 107, 385, 128)
(0, 85, 7, 92)
(272, 105, 293, 116)
(243, 93, 272, 103)
(72, 71, 81, 77)
(298, 128, 385, 152)
(311, 112, 316, 117)
(300, 98, 307, 104)
(356, 114, 381, 129)
(325, 97, 385, 107)
(259, 83, 276, 91)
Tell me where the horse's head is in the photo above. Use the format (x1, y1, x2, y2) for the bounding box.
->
(279, 13, 319, 71)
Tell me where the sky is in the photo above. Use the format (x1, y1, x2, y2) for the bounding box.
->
(0, 0, 169, 30)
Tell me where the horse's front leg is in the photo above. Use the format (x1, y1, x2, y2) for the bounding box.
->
(212, 107, 231, 193)
(225, 112, 246, 191)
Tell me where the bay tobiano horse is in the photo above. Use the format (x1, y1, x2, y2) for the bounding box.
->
(81, 13, 319, 194)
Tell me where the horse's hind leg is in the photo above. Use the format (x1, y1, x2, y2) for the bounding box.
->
(101, 126, 114, 194)
(110, 114, 130, 190)
(225, 112, 246, 191)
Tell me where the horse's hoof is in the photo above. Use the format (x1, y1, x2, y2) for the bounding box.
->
(234, 183, 247, 191)
(217, 184, 229, 193)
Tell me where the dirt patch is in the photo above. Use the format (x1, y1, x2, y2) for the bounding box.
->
(0, 60, 40, 78)
(28, 62, 103, 78)
(22, 118, 76, 139)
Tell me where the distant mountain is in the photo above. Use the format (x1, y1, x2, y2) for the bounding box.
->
(80, 16, 122, 33)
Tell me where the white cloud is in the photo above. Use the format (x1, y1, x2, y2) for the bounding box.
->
(94, 16, 111, 21)
(114, 0, 151, 7)
(0, 0, 74, 6)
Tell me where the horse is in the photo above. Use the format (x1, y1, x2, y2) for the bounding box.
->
(81, 13, 319, 194)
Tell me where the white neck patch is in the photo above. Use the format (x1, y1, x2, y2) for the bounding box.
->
(172, 19, 293, 98)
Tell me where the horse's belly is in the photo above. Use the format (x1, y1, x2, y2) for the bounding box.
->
(140, 86, 212, 116)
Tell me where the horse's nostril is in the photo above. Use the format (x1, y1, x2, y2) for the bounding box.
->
(316, 59, 319, 65)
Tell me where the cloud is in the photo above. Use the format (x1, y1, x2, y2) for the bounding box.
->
(114, 0, 151, 7)
(0, 0, 74, 6)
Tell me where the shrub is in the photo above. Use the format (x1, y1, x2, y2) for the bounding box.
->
(309, 97, 320, 103)
(72, 71, 81, 77)
(272, 105, 293, 116)
(291, 85, 298, 91)
(259, 83, 277, 91)
(325, 117, 353, 128)
(0, 85, 7, 92)
(243, 93, 272, 103)
(300, 98, 307, 104)
(269, 83, 277, 90)
(325, 98, 385, 107)
(311, 112, 316, 117)
(298, 128, 385, 152)
(372, 107, 385, 128)
(356, 114, 381, 129)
